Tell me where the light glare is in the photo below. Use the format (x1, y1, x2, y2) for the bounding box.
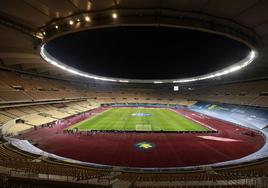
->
(41, 44, 256, 84)
(85, 16, 90, 22)
(119, 80, 129, 83)
(172, 50, 256, 83)
(112, 13, 117, 19)
(40, 45, 117, 82)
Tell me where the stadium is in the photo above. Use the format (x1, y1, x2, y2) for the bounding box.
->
(0, 1, 268, 188)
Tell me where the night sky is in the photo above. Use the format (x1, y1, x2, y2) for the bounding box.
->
(45, 26, 250, 80)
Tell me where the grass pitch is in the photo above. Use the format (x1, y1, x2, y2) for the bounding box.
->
(68, 108, 209, 132)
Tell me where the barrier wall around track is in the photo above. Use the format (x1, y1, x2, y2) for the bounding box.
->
(6, 137, 112, 169)
(110, 103, 185, 108)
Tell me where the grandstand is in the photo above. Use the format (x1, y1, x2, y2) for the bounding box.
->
(0, 69, 268, 188)
(0, 1, 268, 188)
(182, 79, 268, 107)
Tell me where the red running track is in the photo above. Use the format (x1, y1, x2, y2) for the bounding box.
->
(17, 108, 265, 168)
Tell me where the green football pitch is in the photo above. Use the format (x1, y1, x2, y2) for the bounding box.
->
(68, 108, 209, 132)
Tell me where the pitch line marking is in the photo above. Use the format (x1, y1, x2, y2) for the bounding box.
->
(170, 109, 218, 132)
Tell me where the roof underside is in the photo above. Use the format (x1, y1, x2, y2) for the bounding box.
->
(0, 0, 268, 85)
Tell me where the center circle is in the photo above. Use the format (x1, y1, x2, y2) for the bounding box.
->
(131, 113, 152, 117)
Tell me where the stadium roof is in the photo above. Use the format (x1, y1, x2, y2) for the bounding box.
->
(0, 0, 268, 85)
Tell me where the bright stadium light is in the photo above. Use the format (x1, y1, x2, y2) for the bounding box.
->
(41, 42, 257, 84)
(40, 45, 117, 82)
(119, 80, 129, 83)
(69, 20, 74, 25)
(112, 13, 118, 19)
(85, 16, 91, 22)
(36, 32, 44, 39)
(172, 50, 256, 83)
(55, 25, 59, 29)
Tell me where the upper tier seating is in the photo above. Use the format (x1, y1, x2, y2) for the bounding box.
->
(0, 70, 194, 106)
(0, 69, 267, 107)
(0, 90, 32, 101)
(178, 80, 268, 107)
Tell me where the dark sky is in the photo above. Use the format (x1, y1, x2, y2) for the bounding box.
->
(45, 26, 250, 80)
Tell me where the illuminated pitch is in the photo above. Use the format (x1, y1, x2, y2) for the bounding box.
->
(68, 108, 209, 132)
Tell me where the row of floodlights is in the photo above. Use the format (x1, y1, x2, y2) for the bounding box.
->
(40, 43, 256, 84)
(41, 13, 118, 36)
